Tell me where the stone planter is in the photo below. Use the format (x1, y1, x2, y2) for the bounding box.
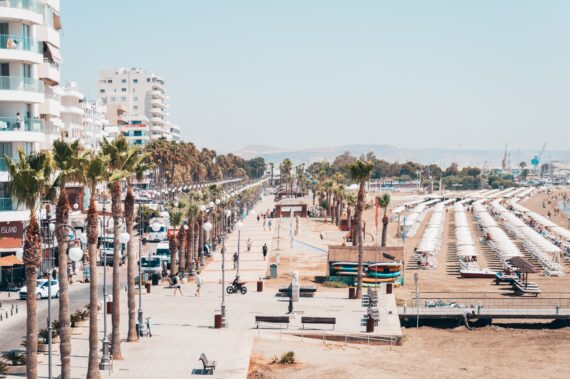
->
(6, 365, 26, 375)
(75, 320, 89, 328)
(37, 343, 49, 353)
(70, 327, 82, 335)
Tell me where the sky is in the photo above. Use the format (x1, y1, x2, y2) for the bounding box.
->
(61, 0, 570, 153)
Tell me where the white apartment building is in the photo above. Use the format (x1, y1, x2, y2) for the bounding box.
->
(96, 68, 173, 146)
(0, 0, 62, 259)
(170, 124, 180, 141)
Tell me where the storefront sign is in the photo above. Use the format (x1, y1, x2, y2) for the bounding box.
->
(0, 221, 23, 239)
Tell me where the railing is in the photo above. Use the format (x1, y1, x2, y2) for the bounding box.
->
(0, 117, 44, 132)
(0, 197, 15, 211)
(0, 76, 44, 93)
(0, 0, 44, 14)
(43, 57, 61, 70)
(0, 34, 42, 53)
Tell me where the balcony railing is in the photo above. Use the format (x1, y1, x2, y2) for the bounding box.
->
(0, 0, 44, 14)
(0, 76, 44, 92)
(0, 0, 43, 13)
(0, 197, 15, 211)
(0, 116, 44, 132)
(0, 34, 42, 53)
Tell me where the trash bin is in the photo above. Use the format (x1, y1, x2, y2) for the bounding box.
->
(348, 287, 356, 299)
(270, 264, 278, 279)
(106, 301, 113, 315)
(214, 314, 222, 329)
(257, 280, 263, 292)
(386, 283, 393, 294)
(366, 317, 375, 333)
(152, 274, 160, 286)
(145, 282, 151, 293)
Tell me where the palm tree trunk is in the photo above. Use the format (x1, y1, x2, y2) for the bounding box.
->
(381, 208, 388, 248)
(184, 227, 191, 272)
(178, 225, 185, 273)
(354, 181, 365, 299)
(56, 189, 72, 379)
(86, 193, 101, 379)
(124, 187, 137, 342)
(24, 212, 41, 379)
(111, 182, 123, 359)
(347, 207, 352, 241)
(169, 233, 178, 275)
(198, 217, 204, 266)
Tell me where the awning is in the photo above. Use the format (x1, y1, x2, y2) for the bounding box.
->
(0, 237, 23, 250)
(43, 42, 62, 63)
(0, 255, 23, 267)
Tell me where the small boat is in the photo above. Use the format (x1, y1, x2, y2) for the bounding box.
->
(367, 264, 401, 273)
(335, 271, 358, 276)
(460, 267, 497, 278)
(361, 276, 398, 284)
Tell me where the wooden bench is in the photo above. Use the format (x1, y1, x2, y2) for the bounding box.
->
(255, 316, 290, 329)
(199, 353, 216, 374)
(301, 317, 336, 330)
(278, 286, 317, 297)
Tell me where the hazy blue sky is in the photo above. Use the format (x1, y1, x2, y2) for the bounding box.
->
(61, 0, 570, 152)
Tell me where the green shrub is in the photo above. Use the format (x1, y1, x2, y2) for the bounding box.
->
(279, 351, 295, 365)
(1, 351, 25, 366)
(38, 328, 57, 343)
(74, 309, 89, 320)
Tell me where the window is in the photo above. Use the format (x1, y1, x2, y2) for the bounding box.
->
(147, 78, 150, 82)
(133, 97, 138, 101)
(121, 97, 126, 101)
(110, 97, 116, 102)
(133, 79, 138, 83)
(133, 106, 138, 110)
(121, 88, 126, 92)
(99, 89, 105, 93)
(121, 79, 126, 83)
(107, 79, 112, 84)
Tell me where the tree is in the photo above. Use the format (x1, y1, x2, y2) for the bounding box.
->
(77, 152, 107, 379)
(377, 193, 391, 247)
(100, 135, 138, 359)
(52, 139, 83, 379)
(349, 160, 374, 299)
(6, 150, 54, 379)
(169, 210, 183, 275)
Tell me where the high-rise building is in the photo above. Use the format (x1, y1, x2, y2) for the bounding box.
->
(0, 1, 61, 228)
(96, 68, 173, 145)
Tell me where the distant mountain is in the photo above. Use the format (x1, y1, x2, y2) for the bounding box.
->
(234, 144, 570, 168)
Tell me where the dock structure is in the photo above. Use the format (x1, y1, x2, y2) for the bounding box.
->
(398, 292, 570, 326)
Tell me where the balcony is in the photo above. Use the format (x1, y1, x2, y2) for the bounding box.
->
(0, 76, 44, 103)
(38, 59, 61, 85)
(0, 34, 43, 63)
(0, 0, 44, 24)
(36, 24, 60, 48)
(39, 96, 60, 117)
(151, 116, 164, 124)
(0, 117, 44, 132)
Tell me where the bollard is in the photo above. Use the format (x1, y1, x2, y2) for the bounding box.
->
(386, 283, 393, 294)
(145, 282, 151, 294)
(366, 317, 375, 333)
(214, 314, 222, 329)
(348, 287, 356, 299)
(257, 280, 263, 292)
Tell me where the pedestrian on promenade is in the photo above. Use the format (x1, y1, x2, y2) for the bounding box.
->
(262, 243, 268, 260)
(233, 252, 238, 269)
(247, 237, 252, 252)
(172, 274, 183, 296)
(194, 273, 202, 296)
(257, 214, 260, 223)
(268, 219, 272, 230)
(263, 220, 266, 231)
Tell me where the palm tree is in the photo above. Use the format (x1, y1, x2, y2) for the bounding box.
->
(100, 135, 137, 359)
(52, 139, 82, 379)
(6, 150, 54, 379)
(377, 193, 391, 247)
(345, 193, 357, 243)
(186, 203, 200, 272)
(349, 159, 374, 299)
(78, 152, 107, 379)
(122, 149, 148, 343)
(169, 210, 183, 274)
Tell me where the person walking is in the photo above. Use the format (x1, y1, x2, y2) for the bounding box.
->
(262, 243, 268, 260)
(268, 219, 272, 230)
(233, 252, 238, 269)
(194, 273, 202, 296)
(257, 214, 260, 223)
(172, 274, 183, 296)
(247, 237, 252, 252)
(263, 220, 266, 231)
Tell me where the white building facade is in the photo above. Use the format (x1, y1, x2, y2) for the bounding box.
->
(0, 0, 62, 260)
(96, 68, 173, 146)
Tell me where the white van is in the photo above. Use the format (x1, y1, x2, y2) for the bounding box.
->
(154, 240, 171, 268)
(148, 225, 168, 242)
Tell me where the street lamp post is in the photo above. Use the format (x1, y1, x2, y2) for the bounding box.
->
(199, 204, 207, 267)
(235, 221, 244, 281)
(137, 201, 144, 337)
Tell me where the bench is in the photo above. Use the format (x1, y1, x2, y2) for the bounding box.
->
(301, 317, 336, 330)
(277, 286, 317, 298)
(255, 316, 290, 329)
(512, 281, 541, 297)
(199, 353, 216, 374)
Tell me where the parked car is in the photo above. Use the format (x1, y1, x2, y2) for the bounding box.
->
(19, 279, 59, 300)
(139, 257, 162, 276)
(98, 236, 126, 266)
